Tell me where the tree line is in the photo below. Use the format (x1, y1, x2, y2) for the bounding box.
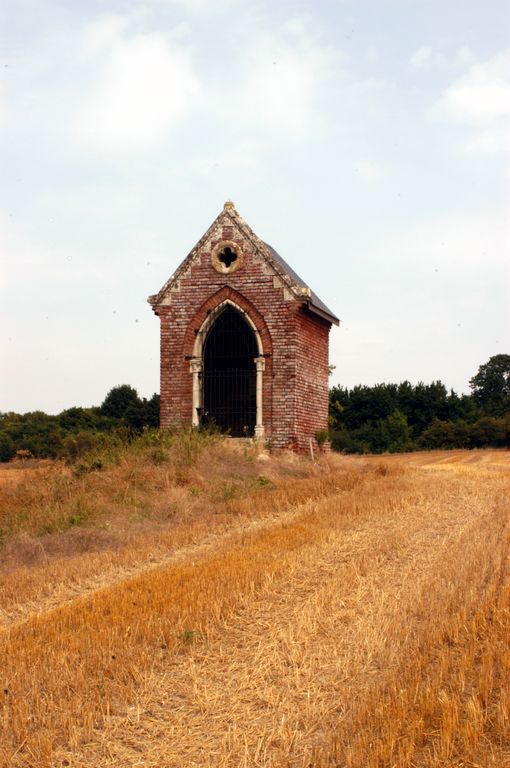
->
(0, 355, 508, 461)
(0, 386, 159, 462)
(329, 354, 510, 453)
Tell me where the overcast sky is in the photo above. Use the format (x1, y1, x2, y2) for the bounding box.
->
(1, 0, 509, 414)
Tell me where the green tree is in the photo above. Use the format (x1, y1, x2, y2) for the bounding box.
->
(120, 394, 160, 431)
(146, 393, 160, 428)
(124, 400, 149, 431)
(59, 407, 96, 432)
(445, 390, 479, 423)
(396, 380, 415, 419)
(378, 409, 411, 452)
(407, 381, 449, 436)
(469, 354, 510, 416)
(0, 411, 62, 458)
(100, 385, 141, 419)
(337, 384, 398, 430)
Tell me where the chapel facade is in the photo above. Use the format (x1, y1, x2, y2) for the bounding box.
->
(148, 202, 339, 452)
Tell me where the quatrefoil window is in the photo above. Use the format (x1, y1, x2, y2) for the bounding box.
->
(218, 246, 238, 268)
(211, 241, 243, 274)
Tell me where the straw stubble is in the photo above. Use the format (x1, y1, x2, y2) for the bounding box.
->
(1, 449, 509, 767)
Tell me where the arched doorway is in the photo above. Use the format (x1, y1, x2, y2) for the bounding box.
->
(202, 306, 258, 436)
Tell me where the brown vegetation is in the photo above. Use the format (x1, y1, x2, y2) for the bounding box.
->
(0, 443, 509, 767)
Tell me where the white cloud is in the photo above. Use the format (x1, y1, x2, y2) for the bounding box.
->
(354, 159, 382, 182)
(410, 45, 446, 69)
(410, 46, 433, 68)
(77, 19, 200, 152)
(83, 14, 131, 52)
(454, 46, 475, 68)
(230, 23, 338, 137)
(433, 49, 510, 154)
(410, 44, 477, 72)
(462, 125, 510, 155)
(74, 12, 340, 156)
(187, 139, 266, 178)
(365, 46, 379, 63)
(0, 215, 117, 291)
(438, 51, 510, 123)
(157, 0, 240, 10)
(358, 77, 391, 91)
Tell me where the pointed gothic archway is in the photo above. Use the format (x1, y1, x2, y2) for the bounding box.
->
(203, 306, 257, 436)
(189, 300, 266, 437)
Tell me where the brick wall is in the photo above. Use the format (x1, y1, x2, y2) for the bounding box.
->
(294, 308, 331, 452)
(152, 212, 332, 452)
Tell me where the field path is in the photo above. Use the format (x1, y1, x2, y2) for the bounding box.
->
(54, 457, 509, 768)
(0, 499, 321, 629)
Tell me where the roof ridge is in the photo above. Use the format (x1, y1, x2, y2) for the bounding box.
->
(223, 207, 305, 301)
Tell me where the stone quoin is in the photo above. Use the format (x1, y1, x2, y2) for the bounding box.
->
(148, 202, 339, 452)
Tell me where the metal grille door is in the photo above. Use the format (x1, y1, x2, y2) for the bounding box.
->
(203, 307, 257, 436)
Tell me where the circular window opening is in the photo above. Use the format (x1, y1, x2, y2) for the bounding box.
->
(211, 240, 243, 274)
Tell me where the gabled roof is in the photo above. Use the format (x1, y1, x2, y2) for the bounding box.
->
(148, 202, 339, 326)
(263, 243, 339, 325)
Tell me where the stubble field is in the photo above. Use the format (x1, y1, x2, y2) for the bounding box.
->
(0, 442, 509, 767)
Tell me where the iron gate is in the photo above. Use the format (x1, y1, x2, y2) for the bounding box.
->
(202, 307, 257, 436)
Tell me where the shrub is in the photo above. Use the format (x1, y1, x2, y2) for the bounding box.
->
(330, 429, 357, 453)
(61, 431, 111, 463)
(471, 416, 509, 447)
(0, 433, 15, 463)
(315, 429, 330, 448)
(419, 419, 458, 449)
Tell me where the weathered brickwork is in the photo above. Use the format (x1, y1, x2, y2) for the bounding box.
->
(149, 203, 338, 452)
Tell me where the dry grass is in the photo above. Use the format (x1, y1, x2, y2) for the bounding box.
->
(0, 443, 346, 625)
(0, 446, 509, 767)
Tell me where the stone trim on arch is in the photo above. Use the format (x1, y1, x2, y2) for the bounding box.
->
(183, 286, 273, 359)
(184, 287, 273, 436)
(191, 299, 263, 359)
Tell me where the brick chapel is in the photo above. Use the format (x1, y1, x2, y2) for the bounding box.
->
(148, 202, 339, 452)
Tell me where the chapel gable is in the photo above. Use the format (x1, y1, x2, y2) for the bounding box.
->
(149, 202, 339, 452)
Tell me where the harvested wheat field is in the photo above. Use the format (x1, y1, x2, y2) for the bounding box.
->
(1, 441, 509, 768)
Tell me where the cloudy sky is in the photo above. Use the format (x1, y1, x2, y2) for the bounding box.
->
(1, 0, 509, 413)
